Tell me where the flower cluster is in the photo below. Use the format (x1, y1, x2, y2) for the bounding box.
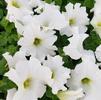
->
(3, 0, 101, 100)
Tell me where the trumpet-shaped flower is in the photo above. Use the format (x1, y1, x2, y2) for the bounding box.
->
(63, 3, 89, 35)
(91, 14, 101, 38)
(18, 30, 57, 60)
(5, 0, 44, 35)
(34, 3, 67, 31)
(67, 52, 101, 99)
(5, 57, 53, 100)
(43, 55, 70, 94)
(5, 0, 31, 22)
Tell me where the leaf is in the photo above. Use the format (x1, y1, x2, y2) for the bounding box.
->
(7, 45, 18, 55)
(55, 32, 69, 48)
(6, 23, 15, 33)
(63, 55, 82, 69)
(0, 58, 8, 75)
(0, 76, 17, 91)
(83, 0, 95, 9)
(83, 31, 101, 51)
(0, 9, 3, 19)
(55, 0, 62, 6)
(45, 0, 53, 3)
(0, 17, 9, 29)
(39, 86, 59, 100)
(46, 87, 59, 100)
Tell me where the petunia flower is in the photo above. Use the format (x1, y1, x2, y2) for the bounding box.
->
(18, 30, 57, 60)
(67, 51, 101, 99)
(62, 3, 89, 36)
(5, 57, 53, 100)
(43, 55, 70, 94)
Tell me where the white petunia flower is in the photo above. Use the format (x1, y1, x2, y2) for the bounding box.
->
(5, 0, 43, 21)
(43, 55, 70, 94)
(14, 15, 41, 35)
(57, 88, 84, 100)
(95, 44, 101, 62)
(62, 3, 89, 36)
(6, 88, 17, 100)
(5, 57, 53, 100)
(5, 0, 32, 22)
(63, 32, 89, 60)
(18, 30, 57, 60)
(3, 50, 28, 69)
(67, 51, 101, 100)
(91, 14, 101, 38)
(90, 0, 101, 39)
(34, 3, 67, 31)
(91, 0, 101, 38)
(5, 0, 44, 34)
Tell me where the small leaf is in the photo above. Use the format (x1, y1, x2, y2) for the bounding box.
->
(55, 0, 62, 6)
(0, 9, 3, 19)
(0, 58, 7, 75)
(45, 0, 52, 3)
(84, 0, 95, 9)
(0, 76, 17, 91)
(83, 31, 101, 51)
(55, 32, 69, 48)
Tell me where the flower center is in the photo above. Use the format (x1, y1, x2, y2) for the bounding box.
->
(40, 8, 44, 13)
(23, 77, 32, 89)
(51, 71, 55, 79)
(97, 22, 101, 27)
(11, 0, 20, 8)
(33, 37, 42, 46)
(43, 22, 49, 28)
(69, 18, 76, 26)
(81, 77, 91, 85)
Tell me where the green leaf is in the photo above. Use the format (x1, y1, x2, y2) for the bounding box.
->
(55, 0, 62, 6)
(46, 87, 59, 100)
(0, 9, 3, 19)
(83, 0, 95, 9)
(7, 45, 18, 55)
(0, 58, 8, 75)
(6, 23, 15, 33)
(0, 76, 17, 91)
(63, 55, 82, 69)
(83, 31, 101, 51)
(0, 17, 9, 29)
(39, 86, 59, 100)
(55, 32, 69, 48)
(45, 0, 53, 3)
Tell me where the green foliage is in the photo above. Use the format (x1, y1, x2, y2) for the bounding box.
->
(55, 0, 62, 6)
(39, 86, 59, 100)
(0, 76, 17, 91)
(0, 0, 19, 99)
(0, 76, 17, 99)
(0, 17, 19, 76)
(45, 0, 95, 11)
(63, 55, 82, 69)
(0, 0, 99, 100)
(45, 0, 53, 4)
(55, 32, 69, 48)
(83, 0, 95, 9)
(83, 31, 101, 51)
